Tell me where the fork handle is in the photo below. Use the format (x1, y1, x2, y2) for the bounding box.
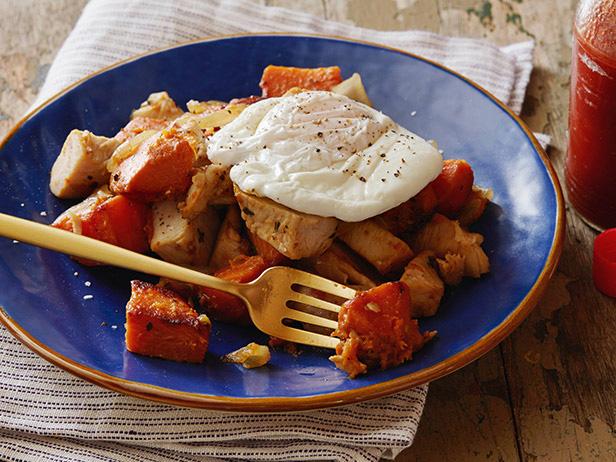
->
(0, 213, 242, 296)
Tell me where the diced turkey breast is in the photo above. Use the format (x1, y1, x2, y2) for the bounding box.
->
(150, 201, 220, 268)
(50, 130, 120, 199)
(436, 252, 465, 286)
(179, 164, 235, 220)
(234, 187, 337, 260)
(411, 214, 489, 278)
(309, 242, 377, 290)
(338, 220, 413, 275)
(209, 206, 251, 271)
(400, 251, 444, 317)
(131, 91, 183, 121)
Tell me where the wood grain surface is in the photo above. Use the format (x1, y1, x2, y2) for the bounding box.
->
(1, 1, 614, 460)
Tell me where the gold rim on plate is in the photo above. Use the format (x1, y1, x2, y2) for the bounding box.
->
(0, 33, 565, 412)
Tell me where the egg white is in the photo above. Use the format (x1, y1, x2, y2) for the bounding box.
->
(207, 91, 443, 222)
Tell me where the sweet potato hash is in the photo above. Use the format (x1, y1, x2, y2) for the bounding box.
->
(50, 65, 490, 377)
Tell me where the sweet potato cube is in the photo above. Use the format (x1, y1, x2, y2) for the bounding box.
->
(247, 230, 287, 266)
(330, 281, 435, 378)
(109, 130, 195, 202)
(430, 159, 474, 217)
(198, 255, 269, 324)
(259, 65, 343, 97)
(215, 255, 269, 282)
(52, 187, 113, 232)
(125, 280, 211, 363)
(83, 195, 151, 253)
(52, 188, 150, 259)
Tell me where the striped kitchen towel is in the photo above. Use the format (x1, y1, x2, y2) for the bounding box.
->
(3, 1, 540, 461)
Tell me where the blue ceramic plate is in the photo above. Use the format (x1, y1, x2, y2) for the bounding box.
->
(0, 34, 564, 411)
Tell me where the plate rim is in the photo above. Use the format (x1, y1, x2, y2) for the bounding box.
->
(0, 32, 565, 412)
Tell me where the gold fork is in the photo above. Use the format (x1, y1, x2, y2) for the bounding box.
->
(0, 213, 357, 349)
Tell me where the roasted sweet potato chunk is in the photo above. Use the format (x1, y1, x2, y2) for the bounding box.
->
(52, 187, 112, 231)
(84, 195, 150, 253)
(259, 65, 343, 97)
(110, 130, 195, 202)
(430, 159, 474, 217)
(125, 281, 211, 363)
(248, 230, 287, 266)
(330, 281, 435, 378)
(199, 255, 269, 324)
(52, 188, 150, 260)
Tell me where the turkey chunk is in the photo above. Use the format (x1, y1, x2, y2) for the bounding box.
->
(50, 130, 120, 199)
(400, 251, 444, 318)
(338, 220, 413, 275)
(131, 91, 183, 121)
(234, 187, 337, 260)
(150, 201, 220, 268)
(179, 164, 234, 220)
(411, 214, 489, 278)
(209, 206, 251, 271)
(310, 242, 377, 290)
(436, 252, 465, 285)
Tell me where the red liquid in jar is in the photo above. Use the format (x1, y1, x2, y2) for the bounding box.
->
(566, 12, 616, 230)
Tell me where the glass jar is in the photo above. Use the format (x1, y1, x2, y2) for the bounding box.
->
(565, 0, 616, 230)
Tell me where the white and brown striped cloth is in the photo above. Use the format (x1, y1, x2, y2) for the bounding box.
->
(4, 1, 539, 461)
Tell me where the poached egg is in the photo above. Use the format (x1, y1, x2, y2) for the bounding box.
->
(207, 91, 442, 222)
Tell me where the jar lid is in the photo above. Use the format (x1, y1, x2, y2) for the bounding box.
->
(593, 228, 616, 297)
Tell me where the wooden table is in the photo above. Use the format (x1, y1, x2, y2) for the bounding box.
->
(1, 1, 614, 460)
